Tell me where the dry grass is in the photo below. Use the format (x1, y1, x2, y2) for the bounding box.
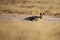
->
(0, 21, 60, 40)
(0, 0, 60, 17)
(0, 0, 60, 40)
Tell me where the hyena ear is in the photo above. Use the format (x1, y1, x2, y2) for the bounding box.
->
(40, 13, 42, 15)
(43, 13, 45, 15)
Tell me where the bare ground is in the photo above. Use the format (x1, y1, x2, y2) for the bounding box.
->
(0, 14, 60, 21)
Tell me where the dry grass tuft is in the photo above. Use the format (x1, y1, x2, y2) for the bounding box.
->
(0, 21, 60, 40)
